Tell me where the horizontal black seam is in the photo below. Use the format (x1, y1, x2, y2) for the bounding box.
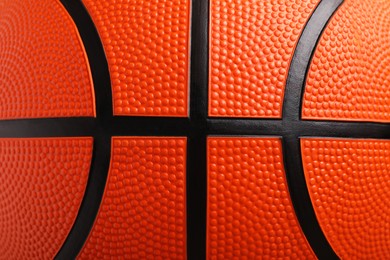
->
(0, 118, 388, 138)
(0, 0, 385, 259)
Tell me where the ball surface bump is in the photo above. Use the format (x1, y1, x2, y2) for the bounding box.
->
(0, 0, 389, 259)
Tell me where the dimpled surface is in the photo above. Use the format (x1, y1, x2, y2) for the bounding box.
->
(82, 0, 190, 117)
(0, 0, 95, 119)
(209, 0, 320, 118)
(207, 137, 315, 259)
(0, 138, 93, 259)
(302, 0, 390, 122)
(79, 137, 186, 259)
(301, 138, 390, 259)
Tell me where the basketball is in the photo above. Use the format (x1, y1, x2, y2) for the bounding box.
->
(0, 0, 389, 259)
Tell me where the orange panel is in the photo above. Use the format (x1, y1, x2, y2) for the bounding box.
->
(0, 0, 95, 119)
(301, 138, 390, 259)
(207, 137, 315, 259)
(0, 137, 93, 259)
(79, 137, 187, 259)
(209, 0, 320, 118)
(82, 0, 190, 117)
(302, 0, 390, 122)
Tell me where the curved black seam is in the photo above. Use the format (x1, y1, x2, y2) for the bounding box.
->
(0, 0, 386, 259)
(55, 0, 112, 258)
(282, 0, 344, 259)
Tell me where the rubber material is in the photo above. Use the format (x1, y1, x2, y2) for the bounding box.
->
(0, 0, 389, 259)
(302, 138, 390, 259)
(81, 0, 190, 117)
(0, 137, 92, 259)
(209, 0, 320, 118)
(207, 137, 316, 259)
(302, 0, 390, 123)
(0, 0, 94, 119)
(79, 137, 187, 259)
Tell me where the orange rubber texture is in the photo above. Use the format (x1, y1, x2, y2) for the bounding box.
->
(79, 137, 187, 259)
(207, 137, 316, 259)
(82, 0, 190, 117)
(0, 137, 93, 259)
(0, 0, 95, 119)
(209, 0, 320, 118)
(302, 0, 390, 123)
(301, 138, 390, 259)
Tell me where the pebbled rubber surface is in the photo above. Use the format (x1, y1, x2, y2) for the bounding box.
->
(0, 138, 92, 259)
(82, 0, 190, 117)
(209, 0, 320, 118)
(207, 137, 315, 259)
(0, 0, 95, 119)
(302, 0, 390, 123)
(301, 138, 390, 259)
(79, 137, 187, 259)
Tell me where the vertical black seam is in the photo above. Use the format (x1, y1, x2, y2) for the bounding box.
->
(42, 0, 390, 259)
(0, 0, 389, 259)
(187, 0, 209, 259)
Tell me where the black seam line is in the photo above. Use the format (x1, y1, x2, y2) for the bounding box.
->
(186, 0, 209, 259)
(55, 0, 112, 259)
(0, 118, 389, 138)
(0, 0, 386, 259)
(208, 119, 390, 138)
(282, 0, 344, 259)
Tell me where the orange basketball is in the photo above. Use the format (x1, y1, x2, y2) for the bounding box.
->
(0, 0, 389, 259)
